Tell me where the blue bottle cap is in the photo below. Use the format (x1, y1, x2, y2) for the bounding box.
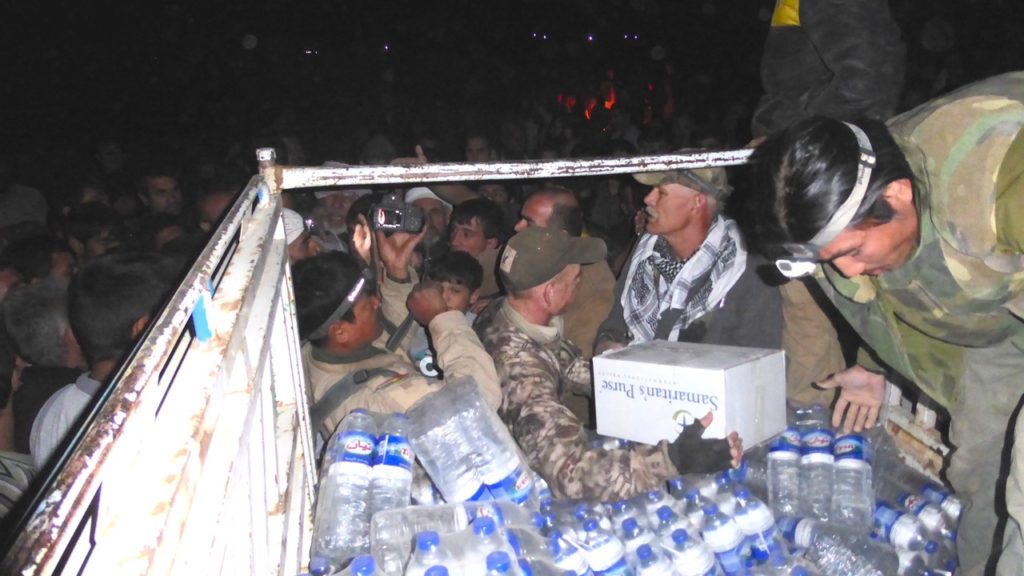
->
(473, 516, 497, 536)
(487, 551, 511, 573)
(417, 531, 440, 551)
(308, 556, 331, 576)
(611, 500, 628, 513)
(685, 488, 700, 501)
(583, 519, 599, 532)
(926, 540, 939, 554)
(671, 528, 688, 545)
(636, 544, 654, 562)
(425, 566, 449, 576)
(791, 566, 809, 576)
(668, 477, 686, 492)
(622, 517, 639, 535)
(734, 486, 750, 500)
(656, 506, 675, 522)
(351, 555, 376, 576)
(702, 504, 719, 516)
(647, 490, 662, 502)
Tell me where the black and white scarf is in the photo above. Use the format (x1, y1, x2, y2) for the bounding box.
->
(622, 216, 747, 342)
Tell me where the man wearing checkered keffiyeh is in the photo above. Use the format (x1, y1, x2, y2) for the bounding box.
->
(595, 162, 783, 354)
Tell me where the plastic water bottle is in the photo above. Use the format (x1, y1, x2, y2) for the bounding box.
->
(551, 529, 592, 575)
(462, 517, 517, 573)
(638, 490, 673, 525)
(609, 501, 644, 536)
(668, 476, 689, 500)
(829, 434, 873, 528)
(506, 526, 556, 563)
(332, 555, 379, 576)
(919, 482, 963, 526)
(518, 557, 578, 576)
(873, 502, 929, 551)
(654, 506, 697, 540)
(896, 548, 929, 576)
(683, 489, 713, 532)
(424, 567, 450, 576)
(311, 409, 378, 573)
(371, 413, 415, 514)
(923, 537, 957, 573)
(663, 528, 723, 576)
(620, 517, 656, 557)
(579, 519, 632, 575)
(798, 426, 834, 521)
(732, 487, 786, 567)
(893, 493, 953, 541)
(700, 504, 748, 575)
(778, 516, 897, 576)
(405, 531, 456, 576)
(634, 544, 673, 576)
(766, 428, 802, 519)
(713, 472, 739, 517)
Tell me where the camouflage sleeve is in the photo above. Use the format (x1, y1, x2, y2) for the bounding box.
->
(497, 345, 678, 502)
(556, 339, 593, 399)
(430, 311, 502, 410)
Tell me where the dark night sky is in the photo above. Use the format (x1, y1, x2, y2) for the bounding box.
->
(2, 0, 1022, 173)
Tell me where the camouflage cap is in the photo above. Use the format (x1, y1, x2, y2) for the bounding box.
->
(633, 154, 731, 202)
(499, 226, 607, 292)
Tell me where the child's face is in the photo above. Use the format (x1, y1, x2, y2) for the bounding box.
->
(439, 281, 478, 313)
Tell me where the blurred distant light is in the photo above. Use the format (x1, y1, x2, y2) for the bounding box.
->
(241, 34, 258, 50)
(532, 32, 538, 38)
(384, 43, 390, 52)
(623, 33, 629, 40)
(542, 34, 548, 40)
(633, 34, 639, 40)
(587, 34, 594, 42)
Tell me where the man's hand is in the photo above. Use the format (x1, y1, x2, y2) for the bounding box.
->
(668, 411, 744, 474)
(594, 338, 626, 356)
(390, 144, 429, 166)
(375, 228, 426, 281)
(407, 281, 449, 326)
(817, 365, 886, 432)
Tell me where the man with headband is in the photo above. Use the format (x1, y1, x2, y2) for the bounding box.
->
(595, 156, 783, 356)
(747, 72, 1024, 574)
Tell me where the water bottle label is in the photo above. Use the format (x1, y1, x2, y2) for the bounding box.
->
(770, 427, 802, 454)
(592, 555, 631, 575)
(898, 492, 927, 514)
(486, 465, 534, 505)
(799, 429, 835, 462)
(465, 502, 506, 526)
(833, 434, 872, 466)
(711, 548, 745, 575)
(793, 519, 817, 549)
(702, 521, 744, 551)
(372, 434, 414, 471)
(333, 430, 376, 467)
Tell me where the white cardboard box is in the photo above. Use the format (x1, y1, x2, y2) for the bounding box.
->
(593, 341, 786, 447)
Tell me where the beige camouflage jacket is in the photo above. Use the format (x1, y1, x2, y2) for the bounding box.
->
(474, 298, 678, 501)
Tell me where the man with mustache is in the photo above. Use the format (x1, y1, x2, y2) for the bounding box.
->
(595, 161, 783, 355)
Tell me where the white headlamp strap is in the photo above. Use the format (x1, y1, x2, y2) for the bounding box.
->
(774, 121, 876, 278)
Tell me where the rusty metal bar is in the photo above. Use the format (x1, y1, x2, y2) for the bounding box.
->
(279, 148, 755, 189)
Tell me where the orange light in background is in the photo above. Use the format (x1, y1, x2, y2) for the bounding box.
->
(565, 95, 577, 112)
(584, 97, 597, 120)
(604, 84, 616, 110)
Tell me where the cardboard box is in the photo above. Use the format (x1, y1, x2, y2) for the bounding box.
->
(593, 341, 786, 447)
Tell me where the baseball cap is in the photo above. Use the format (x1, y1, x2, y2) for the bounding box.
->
(405, 186, 452, 210)
(632, 151, 731, 201)
(499, 226, 606, 292)
(313, 187, 373, 200)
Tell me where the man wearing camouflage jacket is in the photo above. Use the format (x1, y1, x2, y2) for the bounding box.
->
(749, 72, 1024, 574)
(475, 226, 742, 502)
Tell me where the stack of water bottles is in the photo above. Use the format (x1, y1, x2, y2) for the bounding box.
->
(405, 377, 539, 508)
(311, 409, 419, 575)
(765, 404, 962, 576)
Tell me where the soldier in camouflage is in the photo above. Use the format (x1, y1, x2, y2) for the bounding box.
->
(474, 226, 742, 502)
(747, 71, 1024, 575)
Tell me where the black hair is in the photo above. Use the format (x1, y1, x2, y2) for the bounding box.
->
(135, 164, 181, 194)
(426, 250, 483, 292)
(69, 252, 175, 365)
(748, 116, 915, 251)
(2, 235, 73, 283)
(450, 198, 504, 241)
(292, 251, 370, 346)
(63, 202, 121, 244)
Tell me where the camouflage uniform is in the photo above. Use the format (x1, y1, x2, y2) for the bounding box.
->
(811, 72, 1024, 574)
(474, 298, 678, 502)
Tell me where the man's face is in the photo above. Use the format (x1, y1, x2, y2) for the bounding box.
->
(643, 183, 700, 237)
(548, 263, 583, 315)
(319, 192, 359, 229)
(465, 137, 492, 163)
(439, 281, 477, 313)
(818, 210, 919, 277)
(198, 192, 234, 232)
(414, 198, 449, 244)
(515, 195, 555, 232)
(50, 251, 77, 280)
(143, 176, 183, 215)
(478, 183, 509, 205)
(343, 294, 384, 349)
(287, 231, 321, 263)
(449, 218, 494, 257)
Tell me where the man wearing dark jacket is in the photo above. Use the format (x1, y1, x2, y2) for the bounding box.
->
(596, 164, 782, 354)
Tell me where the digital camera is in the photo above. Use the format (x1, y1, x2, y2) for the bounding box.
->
(370, 192, 425, 233)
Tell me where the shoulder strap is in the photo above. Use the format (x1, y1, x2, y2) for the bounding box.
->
(311, 368, 399, 437)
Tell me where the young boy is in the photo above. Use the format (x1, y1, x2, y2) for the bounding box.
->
(408, 251, 483, 377)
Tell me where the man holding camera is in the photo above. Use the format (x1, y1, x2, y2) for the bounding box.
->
(292, 217, 502, 439)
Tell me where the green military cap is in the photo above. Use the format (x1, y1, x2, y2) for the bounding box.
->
(633, 151, 732, 202)
(499, 226, 606, 292)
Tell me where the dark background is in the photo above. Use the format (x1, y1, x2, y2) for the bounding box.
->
(2, 0, 1022, 184)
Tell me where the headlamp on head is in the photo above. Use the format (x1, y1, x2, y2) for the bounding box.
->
(773, 121, 877, 279)
(304, 267, 375, 342)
